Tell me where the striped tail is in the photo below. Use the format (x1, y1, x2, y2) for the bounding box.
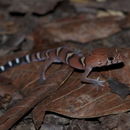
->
(0, 52, 45, 73)
(0, 47, 86, 73)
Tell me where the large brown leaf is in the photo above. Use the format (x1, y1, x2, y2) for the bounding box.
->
(0, 48, 130, 130)
(32, 48, 130, 129)
(33, 15, 125, 43)
(0, 52, 73, 130)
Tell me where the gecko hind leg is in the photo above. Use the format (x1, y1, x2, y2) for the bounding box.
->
(38, 59, 54, 83)
(38, 58, 61, 83)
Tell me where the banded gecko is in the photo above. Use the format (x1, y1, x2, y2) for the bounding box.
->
(0, 47, 122, 86)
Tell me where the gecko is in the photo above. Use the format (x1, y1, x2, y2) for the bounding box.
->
(0, 47, 122, 86)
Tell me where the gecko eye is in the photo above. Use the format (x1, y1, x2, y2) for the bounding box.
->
(108, 57, 114, 61)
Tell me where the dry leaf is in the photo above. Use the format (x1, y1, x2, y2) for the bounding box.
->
(0, 48, 130, 130)
(0, 63, 73, 130)
(72, 0, 130, 12)
(1, 0, 63, 14)
(33, 15, 124, 43)
(33, 48, 130, 129)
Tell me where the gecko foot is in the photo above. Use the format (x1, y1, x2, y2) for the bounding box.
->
(82, 77, 105, 87)
(95, 77, 105, 87)
(37, 78, 46, 85)
(37, 75, 46, 84)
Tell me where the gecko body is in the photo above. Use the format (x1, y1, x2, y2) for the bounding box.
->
(0, 47, 122, 86)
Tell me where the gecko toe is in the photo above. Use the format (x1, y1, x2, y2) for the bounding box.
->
(95, 77, 105, 87)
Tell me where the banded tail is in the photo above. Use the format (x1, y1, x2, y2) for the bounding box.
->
(0, 52, 45, 73)
(0, 47, 86, 73)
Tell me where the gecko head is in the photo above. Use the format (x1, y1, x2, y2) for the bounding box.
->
(106, 48, 122, 66)
(89, 48, 123, 67)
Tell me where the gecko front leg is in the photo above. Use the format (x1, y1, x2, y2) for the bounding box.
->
(81, 67, 105, 86)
